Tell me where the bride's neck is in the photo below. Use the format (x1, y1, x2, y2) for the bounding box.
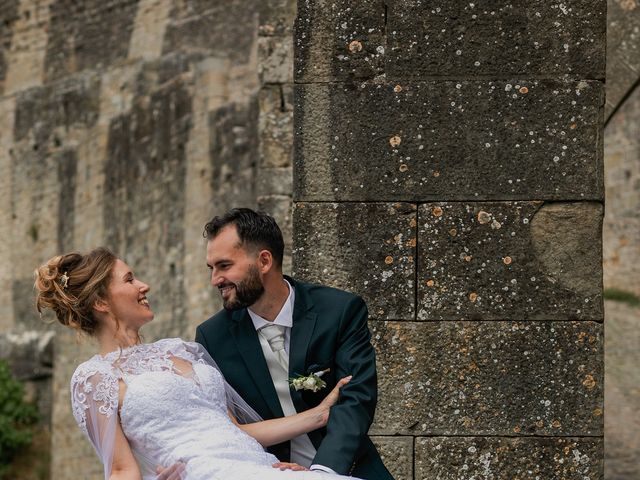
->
(97, 325, 142, 356)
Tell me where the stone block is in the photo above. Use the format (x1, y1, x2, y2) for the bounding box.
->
(163, 1, 257, 63)
(386, 0, 606, 79)
(257, 167, 293, 197)
(259, 0, 297, 36)
(0, 330, 54, 380)
(257, 195, 293, 274)
(417, 202, 603, 321)
(14, 74, 102, 143)
(415, 437, 603, 480)
(209, 95, 260, 210)
(0, 0, 19, 93)
(44, 0, 139, 81)
(370, 321, 603, 436)
(293, 202, 416, 320)
(294, 80, 604, 201)
(294, 0, 386, 82)
(259, 36, 294, 84)
(370, 436, 413, 480)
(259, 85, 294, 168)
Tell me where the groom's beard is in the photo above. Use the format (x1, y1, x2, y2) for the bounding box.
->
(221, 265, 265, 310)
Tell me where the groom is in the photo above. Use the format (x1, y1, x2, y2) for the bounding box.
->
(195, 208, 393, 479)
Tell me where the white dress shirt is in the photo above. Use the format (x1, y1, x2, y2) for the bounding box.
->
(248, 280, 336, 475)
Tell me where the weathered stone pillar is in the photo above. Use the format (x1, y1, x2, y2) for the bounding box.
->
(293, 2, 606, 478)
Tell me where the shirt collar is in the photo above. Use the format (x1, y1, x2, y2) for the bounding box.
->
(248, 279, 295, 331)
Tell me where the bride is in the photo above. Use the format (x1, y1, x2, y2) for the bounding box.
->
(35, 248, 360, 480)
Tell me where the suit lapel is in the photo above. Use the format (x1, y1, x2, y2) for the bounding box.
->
(288, 278, 317, 379)
(229, 310, 284, 418)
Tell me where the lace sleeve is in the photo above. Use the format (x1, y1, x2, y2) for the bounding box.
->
(70, 360, 120, 480)
(171, 339, 264, 425)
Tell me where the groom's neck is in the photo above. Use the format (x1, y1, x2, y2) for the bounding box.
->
(249, 274, 290, 321)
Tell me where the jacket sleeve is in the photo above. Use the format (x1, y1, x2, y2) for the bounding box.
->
(312, 295, 377, 474)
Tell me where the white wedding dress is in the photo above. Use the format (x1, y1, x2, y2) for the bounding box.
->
(70, 338, 360, 480)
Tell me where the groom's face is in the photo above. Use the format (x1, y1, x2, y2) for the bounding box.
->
(206, 225, 265, 310)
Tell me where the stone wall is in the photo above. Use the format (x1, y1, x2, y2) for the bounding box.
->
(0, 1, 296, 478)
(603, 2, 640, 478)
(293, 1, 605, 479)
(0, 1, 625, 479)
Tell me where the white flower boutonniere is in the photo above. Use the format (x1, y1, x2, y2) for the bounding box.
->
(289, 368, 330, 392)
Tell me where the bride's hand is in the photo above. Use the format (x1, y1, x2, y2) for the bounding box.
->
(272, 462, 309, 471)
(317, 375, 352, 424)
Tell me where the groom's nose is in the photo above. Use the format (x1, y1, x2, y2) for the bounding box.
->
(210, 272, 223, 287)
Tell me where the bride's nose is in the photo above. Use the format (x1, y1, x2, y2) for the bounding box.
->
(139, 281, 150, 293)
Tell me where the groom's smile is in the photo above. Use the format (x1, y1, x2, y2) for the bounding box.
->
(207, 225, 267, 311)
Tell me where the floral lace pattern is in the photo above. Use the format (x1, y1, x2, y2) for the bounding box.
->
(69, 338, 359, 480)
(70, 339, 207, 435)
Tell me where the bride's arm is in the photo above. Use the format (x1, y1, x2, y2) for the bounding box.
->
(228, 376, 350, 447)
(108, 419, 142, 480)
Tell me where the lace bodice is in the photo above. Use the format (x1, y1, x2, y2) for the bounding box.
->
(71, 339, 205, 437)
(70, 338, 357, 480)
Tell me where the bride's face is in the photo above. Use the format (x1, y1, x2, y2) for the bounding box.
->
(104, 259, 154, 328)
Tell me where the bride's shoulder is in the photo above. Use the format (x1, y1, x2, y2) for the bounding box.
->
(152, 337, 207, 359)
(152, 337, 190, 350)
(70, 355, 119, 389)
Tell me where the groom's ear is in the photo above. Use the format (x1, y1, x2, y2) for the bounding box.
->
(257, 249, 274, 273)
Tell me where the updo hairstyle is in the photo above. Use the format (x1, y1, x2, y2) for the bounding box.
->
(34, 247, 117, 336)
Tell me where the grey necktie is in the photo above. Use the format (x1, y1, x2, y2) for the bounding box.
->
(259, 324, 288, 371)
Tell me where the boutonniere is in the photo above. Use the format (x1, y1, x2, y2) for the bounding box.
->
(289, 368, 330, 392)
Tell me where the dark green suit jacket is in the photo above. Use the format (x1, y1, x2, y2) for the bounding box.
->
(195, 277, 393, 480)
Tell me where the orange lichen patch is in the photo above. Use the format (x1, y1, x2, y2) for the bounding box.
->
(593, 408, 603, 417)
(432, 206, 443, 217)
(563, 445, 571, 455)
(519, 86, 529, 94)
(426, 279, 435, 287)
(399, 163, 409, 172)
(409, 218, 417, 228)
(448, 228, 457, 236)
(406, 238, 417, 247)
(469, 292, 478, 302)
(535, 419, 544, 428)
(570, 123, 577, 129)
(348, 40, 363, 53)
(384, 256, 394, 265)
(577, 331, 588, 343)
(513, 425, 521, 433)
(394, 84, 403, 93)
(503, 256, 512, 265)
(582, 374, 596, 389)
(551, 419, 561, 429)
(464, 255, 473, 262)
(433, 170, 440, 177)
(619, 0, 637, 12)
(477, 211, 491, 224)
(389, 135, 402, 147)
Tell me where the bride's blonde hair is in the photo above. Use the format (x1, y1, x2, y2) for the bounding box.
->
(34, 247, 117, 336)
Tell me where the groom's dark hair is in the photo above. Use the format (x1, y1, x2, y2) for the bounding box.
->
(203, 208, 285, 268)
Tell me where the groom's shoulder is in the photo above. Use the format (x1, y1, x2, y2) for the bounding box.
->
(293, 278, 362, 305)
(197, 308, 233, 333)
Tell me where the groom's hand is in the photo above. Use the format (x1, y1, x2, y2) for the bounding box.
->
(156, 461, 186, 480)
(272, 462, 310, 471)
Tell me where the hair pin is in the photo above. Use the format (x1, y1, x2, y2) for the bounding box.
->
(59, 272, 69, 289)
